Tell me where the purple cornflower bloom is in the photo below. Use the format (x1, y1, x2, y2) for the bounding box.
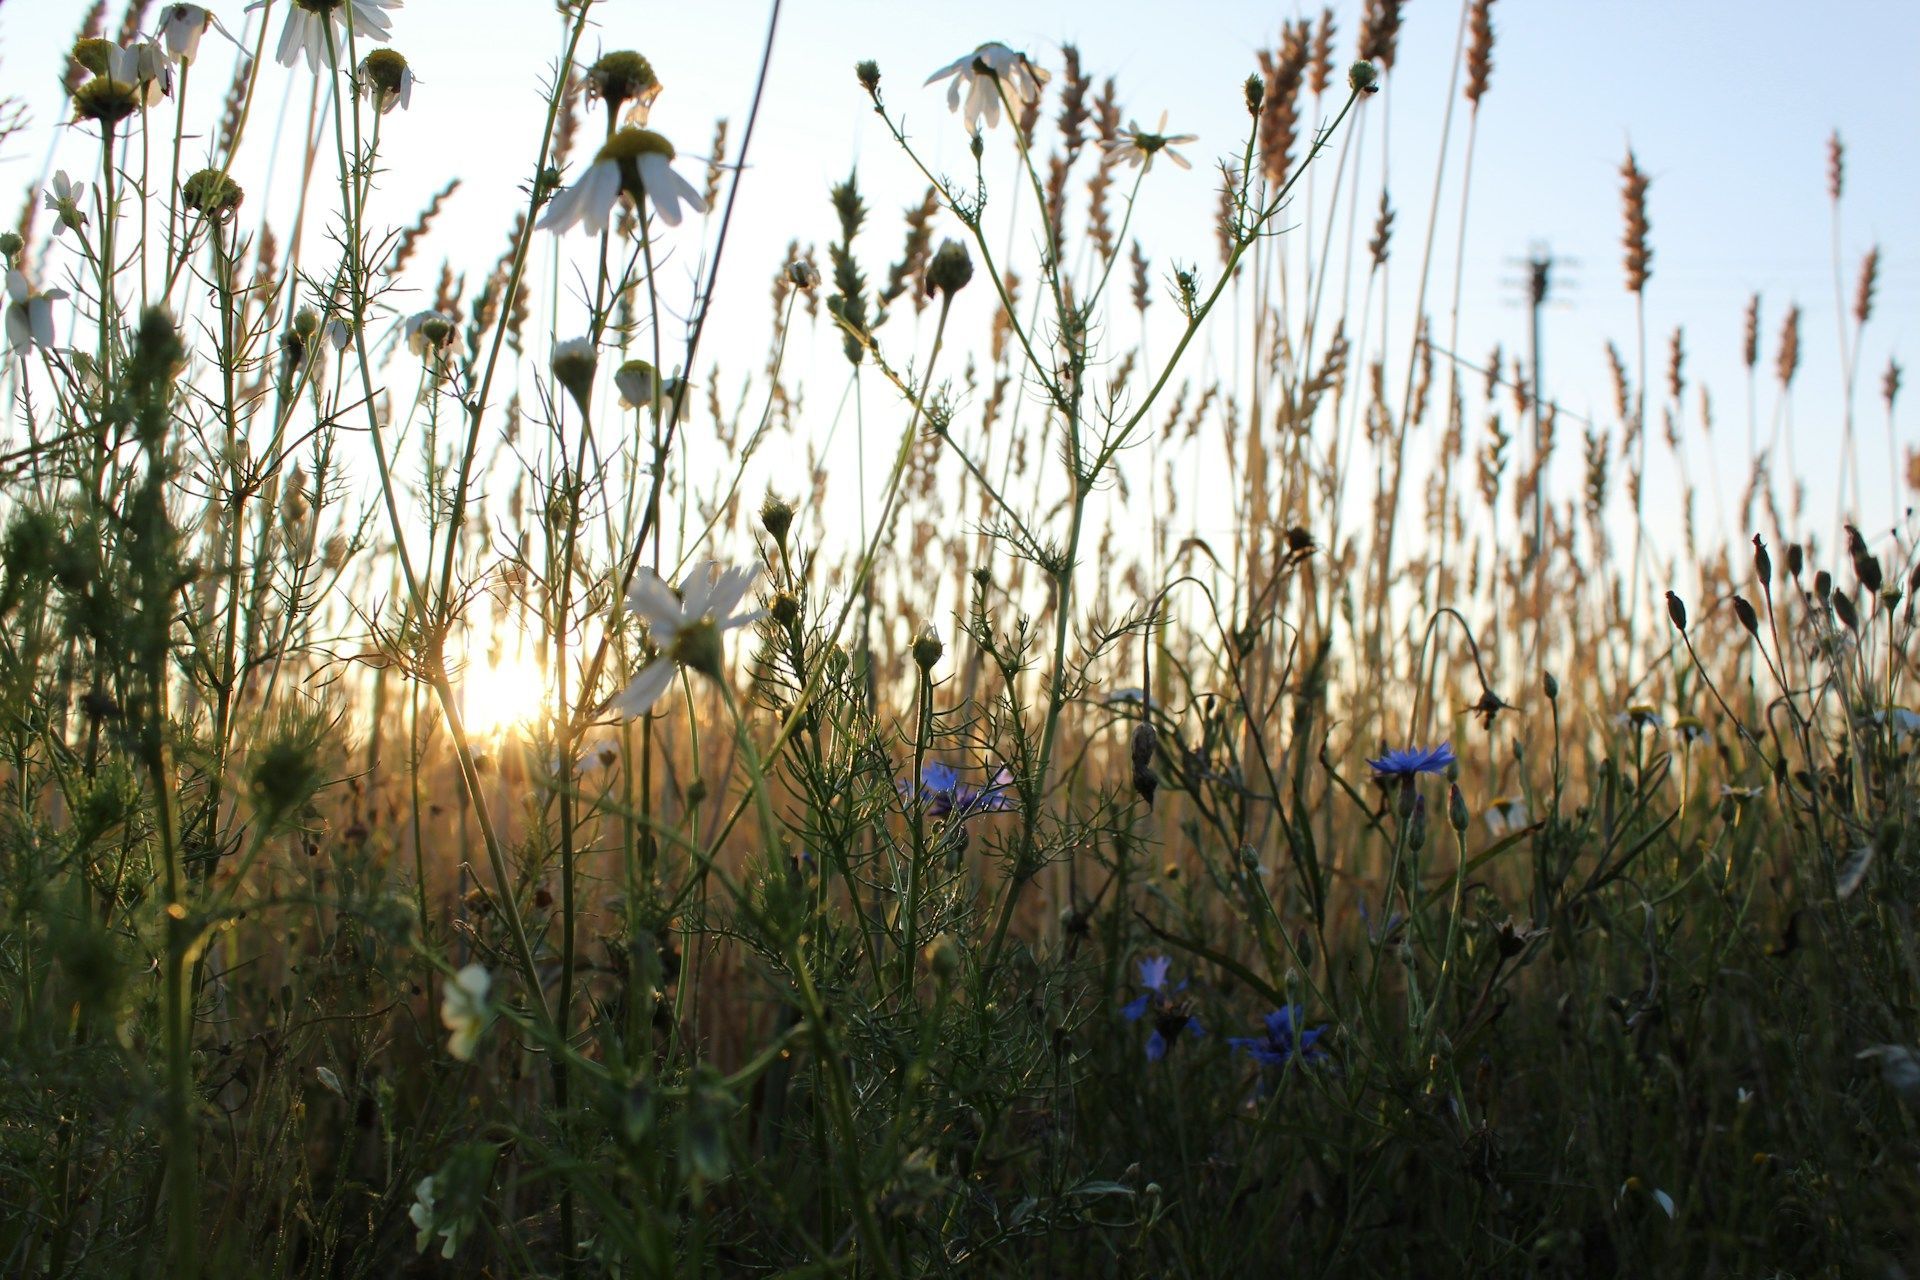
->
(1366, 742, 1456, 779)
(1120, 955, 1206, 1061)
(1229, 1005, 1327, 1071)
(898, 761, 1015, 820)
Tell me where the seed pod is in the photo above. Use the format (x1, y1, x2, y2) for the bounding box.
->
(1752, 534, 1772, 588)
(1665, 590, 1688, 631)
(1732, 595, 1760, 637)
(1834, 590, 1858, 632)
(1814, 570, 1832, 605)
(1787, 543, 1804, 579)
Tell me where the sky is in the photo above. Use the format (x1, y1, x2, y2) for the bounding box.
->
(3, 0, 1917, 567)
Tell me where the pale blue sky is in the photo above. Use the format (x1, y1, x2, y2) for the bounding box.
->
(4, 1, 1916, 560)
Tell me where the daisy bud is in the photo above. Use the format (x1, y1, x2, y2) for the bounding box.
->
(1448, 783, 1469, 833)
(1664, 590, 1687, 632)
(181, 168, 244, 223)
(855, 60, 881, 94)
(926, 238, 973, 299)
(785, 259, 820, 291)
(912, 622, 943, 671)
(1732, 595, 1760, 637)
(769, 592, 800, 626)
(326, 318, 352, 351)
(0, 233, 20, 265)
(759, 493, 795, 546)
(587, 51, 659, 115)
(550, 336, 597, 417)
(1348, 60, 1380, 95)
(1244, 73, 1264, 115)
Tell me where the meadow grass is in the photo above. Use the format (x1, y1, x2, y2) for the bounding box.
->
(0, 1, 1915, 1275)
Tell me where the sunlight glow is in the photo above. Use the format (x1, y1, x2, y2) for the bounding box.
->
(458, 652, 548, 741)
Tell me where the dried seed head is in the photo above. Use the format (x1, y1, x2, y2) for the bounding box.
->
(1465, 0, 1496, 105)
(1665, 590, 1687, 631)
(1853, 246, 1880, 327)
(925, 238, 973, 299)
(1826, 130, 1843, 202)
(1753, 534, 1772, 588)
(1619, 147, 1652, 294)
(1742, 294, 1760, 369)
(1732, 595, 1760, 637)
(855, 60, 880, 94)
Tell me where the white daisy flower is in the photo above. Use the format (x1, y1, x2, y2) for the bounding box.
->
(249, 0, 399, 74)
(439, 963, 490, 1061)
(359, 48, 413, 114)
(1484, 796, 1529, 837)
(403, 309, 456, 359)
(6, 271, 69, 354)
(537, 127, 707, 237)
(44, 172, 88, 237)
(611, 560, 764, 718)
(408, 1177, 440, 1255)
(924, 41, 1050, 133)
(1104, 111, 1197, 171)
(157, 4, 231, 64)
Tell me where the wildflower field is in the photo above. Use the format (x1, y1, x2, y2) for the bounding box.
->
(2, 1, 1916, 1275)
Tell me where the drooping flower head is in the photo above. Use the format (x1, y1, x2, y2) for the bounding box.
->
(611, 560, 765, 718)
(1120, 955, 1206, 1061)
(359, 47, 413, 114)
(158, 4, 231, 63)
(71, 41, 172, 124)
(1104, 111, 1197, 171)
(403, 309, 457, 360)
(1484, 795, 1529, 837)
(250, 0, 400, 73)
(537, 127, 708, 237)
(1228, 1004, 1327, 1072)
(1366, 742, 1456, 779)
(924, 41, 1050, 133)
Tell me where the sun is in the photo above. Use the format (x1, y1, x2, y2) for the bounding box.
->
(458, 651, 550, 740)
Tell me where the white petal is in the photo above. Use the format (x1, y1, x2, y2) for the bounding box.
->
(705, 564, 760, 623)
(610, 661, 675, 719)
(29, 300, 55, 349)
(924, 54, 968, 87)
(678, 560, 718, 620)
(275, 12, 305, 68)
(6, 271, 26, 304)
(6, 307, 28, 352)
(579, 161, 622, 237)
(625, 569, 683, 629)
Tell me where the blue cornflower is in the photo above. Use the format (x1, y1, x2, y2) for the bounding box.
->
(1120, 955, 1206, 1061)
(898, 761, 1015, 820)
(1228, 1005, 1327, 1070)
(1366, 742, 1456, 779)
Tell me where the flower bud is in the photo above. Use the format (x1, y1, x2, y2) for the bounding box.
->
(550, 336, 597, 417)
(925, 238, 973, 299)
(1833, 590, 1858, 632)
(785, 259, 819, 291)
(769, 591, 800, 626)
(1752, 534, 1772, 587)
(1348, 60, 1380, 95)
(0, 232, 21, 264)
(1665, 590, 1687, 631)
(855, 60, 881, 94)
(759, 493, 795, 547)
(1407, 793, 1428, 851)
(1244, 73, 1264, 115)
(1787, 542, 1804, 579)
(1732, 595, 1760, 637)
(1447, 783, 1468, 833)
(912, 622, 943, 671)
